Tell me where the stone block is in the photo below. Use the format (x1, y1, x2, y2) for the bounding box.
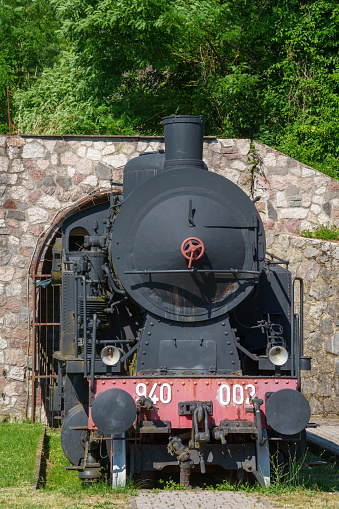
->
(328, 180, 339, 191)
(102, 153, 128, 168)
(102, 145, 116, 156)
(5, 299, 20, 313)
(87, 148, 101, 161)
(298, 258, 320, 281)
(220, 139, 234, 147)
(6, 283, 22, 297)
(22, 142, 45, 159)
(82, 175, 98, 186)
(74, 174, 86, 184)
(0, 336, 8, 349)
(75, 159, 92, 175)
(0, 156, 9, 172)
(27, 207, 49, 224)
(304, 246, 320, 258)
(95, 162, 112, 179)
(60, 151, 79, 166)
(3, 200, 17, 210)
(308, 302, 327, 321)
(301, 166, 316, 177)
(56, 177, 72, 191)
(3, 381, 22, 397)
(137, 142, 148, 152)
(44, 140, 56, 152)
(309, 397, 323, 415)
(37, 195, 61, 210)
(302, 377, 318, 395)
(236, 140, 250, 156)
(67, 166, 76, 177)
(36, 159, 49, 171)
(7, 137, 25, 148)
(267, 202, 277, 221)
(270, 176, 286, 191)
(5, 348, 25, 366)
(13, 327, 28, 340)
(77, 146, 87, 157)
(8, 366, 25, 381)
(210, 141, 221, 153)
(322, 201, 331, 216)
(318, 374, 332, 397)
(9, 160, 25, 173)
(0, 266, 15, 282)
(324, 332, 339, 355)
(230, 160, 246, 171)
(122, 142, 138, 155)
(323, 398, 339, 415)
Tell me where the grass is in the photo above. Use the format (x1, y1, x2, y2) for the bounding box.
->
(154, 450, 339, 509)
(0, 426, 131, 509)
(301, 223, 339, 241)
(0, 424, 338, 509)
(0, 422, 44, 488)
(42, 429, 137, 496)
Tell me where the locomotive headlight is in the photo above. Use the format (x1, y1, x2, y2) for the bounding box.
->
(268, 345, 288, 366)
(101, 346, 122, 366)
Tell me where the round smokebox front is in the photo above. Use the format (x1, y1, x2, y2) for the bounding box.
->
(111, 167, 265, 321)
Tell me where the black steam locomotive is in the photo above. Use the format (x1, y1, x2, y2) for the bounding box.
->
(52, 116, 311, 487)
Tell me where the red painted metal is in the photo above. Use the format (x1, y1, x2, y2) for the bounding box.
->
(181, 237, 205, 268)
(6, 87, 21, 134)
(7, 87, 11, 135)
(89, 377, 298, 430)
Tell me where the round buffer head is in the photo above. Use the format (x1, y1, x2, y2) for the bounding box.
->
(91, 388, 137, 435)
(265, 389, 311, 435)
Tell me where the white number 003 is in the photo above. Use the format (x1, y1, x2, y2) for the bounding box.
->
(218, 384, 256, 406)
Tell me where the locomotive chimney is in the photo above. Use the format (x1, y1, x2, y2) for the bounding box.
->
(162, 115, 205, 170)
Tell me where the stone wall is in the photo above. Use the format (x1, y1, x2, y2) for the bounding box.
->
(0, 134, 338, 419)
(266, 233, 339, 416)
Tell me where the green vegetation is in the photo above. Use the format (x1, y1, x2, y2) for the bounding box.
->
(0, 425, 338, 509)
(156, 451, 338, 495)
(43, 428, 137, 495)
(0, 422, 44, 487)
(1, 1, 338, 178)
(301, 223, 339, 241)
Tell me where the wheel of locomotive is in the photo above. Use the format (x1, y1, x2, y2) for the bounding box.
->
(111, 167, 266, 321)
(61, 404, 88, 466)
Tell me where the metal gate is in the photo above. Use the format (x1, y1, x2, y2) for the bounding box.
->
(30, 190, 112, 423)
(31, 240, 60, 424)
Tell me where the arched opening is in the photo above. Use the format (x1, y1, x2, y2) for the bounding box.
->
(30, 190, 117, 423)
(69, 227, 89, 251)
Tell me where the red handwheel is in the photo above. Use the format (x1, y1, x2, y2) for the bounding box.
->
(181, 237, 205, 269)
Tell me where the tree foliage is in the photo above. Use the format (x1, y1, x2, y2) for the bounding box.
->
(0, 0, 60, 130)
(2, 0, 339, 177)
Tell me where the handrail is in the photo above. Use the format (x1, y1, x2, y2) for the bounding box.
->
(75, 275, 87, 376)
(291, 277, 304, 389)
(90, 314, 97, 392)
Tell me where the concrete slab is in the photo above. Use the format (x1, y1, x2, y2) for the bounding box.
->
(131, 490, 272, 509)
(307, 420, 339, 457)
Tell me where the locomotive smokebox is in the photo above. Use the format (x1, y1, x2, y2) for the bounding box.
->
(162, 115, 205, 170)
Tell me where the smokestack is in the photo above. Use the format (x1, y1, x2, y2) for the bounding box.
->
(162, 115, 205, 170)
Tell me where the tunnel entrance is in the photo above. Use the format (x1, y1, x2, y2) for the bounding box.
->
(30, 191, 113, 423)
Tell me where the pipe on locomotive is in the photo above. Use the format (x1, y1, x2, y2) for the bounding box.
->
(162, 115, 206, 170)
